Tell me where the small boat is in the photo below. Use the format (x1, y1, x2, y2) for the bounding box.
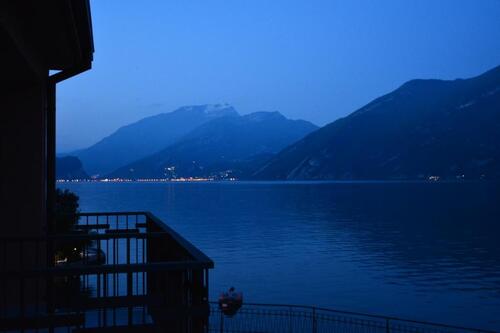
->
(218, 287, 243, 316)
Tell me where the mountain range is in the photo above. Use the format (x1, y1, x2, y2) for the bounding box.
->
(72, 104, 238, 176)
(107, 111, 318, 179)
(254, 65, 500, 180)
(59, 65, 500, 181)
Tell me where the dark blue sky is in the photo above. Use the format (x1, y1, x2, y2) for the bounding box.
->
(57, 0, 500, 152)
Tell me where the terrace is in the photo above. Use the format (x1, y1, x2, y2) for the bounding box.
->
(0, 212, 213, 332)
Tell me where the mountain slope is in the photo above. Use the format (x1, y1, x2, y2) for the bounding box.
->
(107, 112, 318, 179)
(254, 65, 500, 180)
(56, 156, 88, 180)
(73, 104, 238, 175)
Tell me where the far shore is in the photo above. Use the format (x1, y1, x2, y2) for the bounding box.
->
(56, 178, 494, 184)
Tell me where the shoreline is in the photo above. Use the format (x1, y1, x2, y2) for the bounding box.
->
(56, 178, 496, 184)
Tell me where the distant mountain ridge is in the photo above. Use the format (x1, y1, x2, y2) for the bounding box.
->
(254, 65, 500, 180)
(72, 104, 238, 175)
(107, 111, 318, 179)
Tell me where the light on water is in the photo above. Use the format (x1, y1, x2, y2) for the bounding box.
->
(60, 181, 500, 330)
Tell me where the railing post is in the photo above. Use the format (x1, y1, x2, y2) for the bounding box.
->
(220, 311, 224, 333)
(312, 307, 317, 333)
(127, 236, 133, 326)
(386, 318, 390, 333)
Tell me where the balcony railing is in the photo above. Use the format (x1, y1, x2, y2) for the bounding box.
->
(208, 302, 496, 333)
(0, 211, 214, 332)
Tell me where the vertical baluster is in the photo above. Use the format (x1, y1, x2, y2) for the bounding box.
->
(106, 215, 109, 266)
(135, 232, 139, 296)
(127, 232, 133, 326)
(127, 235, 131, 265)
(312, 307, 317, 333)
(114, 235, 118, 297)
(220, 310, 224, 333)
(142, 236, 146, 296)
(97, 234, 102, 298)
(103, 273, 108, 326)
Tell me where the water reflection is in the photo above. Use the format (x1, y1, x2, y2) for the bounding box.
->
(61, 181, 500, 330)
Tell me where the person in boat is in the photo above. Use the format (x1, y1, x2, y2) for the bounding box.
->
(220, 287, 243, 303)
(228, 287, 238, 299)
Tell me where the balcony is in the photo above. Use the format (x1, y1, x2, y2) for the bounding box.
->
(0, 212, 214, 332)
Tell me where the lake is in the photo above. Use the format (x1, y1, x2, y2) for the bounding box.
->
(59, 181, 500, 330)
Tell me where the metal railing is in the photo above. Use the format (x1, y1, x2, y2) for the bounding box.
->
(208, 302, 497, 333)
(0, 211, 214, 332)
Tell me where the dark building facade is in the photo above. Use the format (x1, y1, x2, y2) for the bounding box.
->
(1, 0, 93, 238)
(1, 2, 213, 332)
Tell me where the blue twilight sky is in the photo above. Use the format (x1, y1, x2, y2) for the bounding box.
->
(56, 0, 500, 152)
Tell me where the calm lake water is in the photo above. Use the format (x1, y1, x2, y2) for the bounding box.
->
(59, 181, 500, 330)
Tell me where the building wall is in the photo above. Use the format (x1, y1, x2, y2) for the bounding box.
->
(1, 73, 49, 313)
(0, 21, 49, 238)
(0, 3, 92, 319)
(1, 80, 48, 237)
